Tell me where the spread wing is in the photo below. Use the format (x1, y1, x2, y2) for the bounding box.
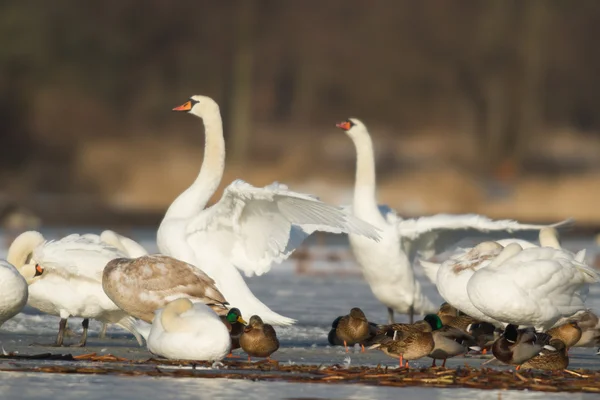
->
(396, 214, 574, 262)
(186, 179, 381, 276)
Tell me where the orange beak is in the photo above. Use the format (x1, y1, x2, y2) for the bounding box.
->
(336, 121, 352, 131)
(35, 264, 43, 276)
(172, 100, 192, 112)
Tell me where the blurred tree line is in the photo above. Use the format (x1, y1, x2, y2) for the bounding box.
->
(0, 0, 599, 205)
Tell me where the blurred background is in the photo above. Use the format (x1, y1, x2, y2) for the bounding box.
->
(1, 0, 600, 231)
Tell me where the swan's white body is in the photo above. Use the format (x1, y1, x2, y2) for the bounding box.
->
(337, 118, 572, 323)
(466, 231, 599, 331)
(100, 230, 149, 258)
(0, 260, 28, 328)
(142, 298, 231, 361)
(8, 232, 142, 343)
(157, 96, 381, 326)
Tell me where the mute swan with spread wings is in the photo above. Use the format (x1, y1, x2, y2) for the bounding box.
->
(157, 95, 381, 326)
(336, 118, 573, 324)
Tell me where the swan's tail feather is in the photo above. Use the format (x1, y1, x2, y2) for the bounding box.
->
(116, 316, 145, 346)
(418, 260, 441, 284)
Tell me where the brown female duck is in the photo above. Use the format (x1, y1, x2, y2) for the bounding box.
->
(240, 315, 279, 361)
(520, 338, 569, 370)
(335, 307, 372, 352)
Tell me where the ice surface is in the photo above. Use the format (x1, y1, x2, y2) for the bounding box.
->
(0, 228, 599, 398)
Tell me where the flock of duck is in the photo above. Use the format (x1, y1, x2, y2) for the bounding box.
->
(0, 94, 598, 370)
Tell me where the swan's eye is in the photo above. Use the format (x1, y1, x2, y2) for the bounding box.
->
(34, 264, 44, 277)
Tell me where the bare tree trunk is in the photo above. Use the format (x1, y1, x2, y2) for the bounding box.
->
(228, 0, 256, 165)
(513, 0, 550, 165)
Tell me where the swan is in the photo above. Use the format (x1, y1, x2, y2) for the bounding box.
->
(142, 298, 231, 361)
(467, 230, 599, 331)
(336, 118, 572, 323)
(8, 231, 142, 346)
(99, 230, 149, 258)
(103, 254, 229, 322)
(0, 260, 28, 328)
(157, 95, 381, 326)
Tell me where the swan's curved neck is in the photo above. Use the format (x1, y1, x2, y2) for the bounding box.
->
(351, 131, 384, 223)
(164, 109, 226, 220)
(7, 231, 44, 268)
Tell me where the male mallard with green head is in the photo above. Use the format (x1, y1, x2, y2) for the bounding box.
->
(220, 308, 247, 355)
(240, 315, 279, 362)
(492, 324, 553, 367)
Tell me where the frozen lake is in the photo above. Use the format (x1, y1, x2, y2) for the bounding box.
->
(0, 228, 599, 398)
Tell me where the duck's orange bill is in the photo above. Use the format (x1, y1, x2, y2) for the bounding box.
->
(173, 101, 192, 111)
(336, 121, 351, 131)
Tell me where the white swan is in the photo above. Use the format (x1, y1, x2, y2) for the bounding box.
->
(142, 298, 231, 361)
(8, 231, 142, 346)
(467, 230, 599, 331)
(100, 230, 149, 258)
(103, 254, 229, 322)
(336, 118, 572, 323)
(157, 95, 381, 326)
(0, 260, 28, 328)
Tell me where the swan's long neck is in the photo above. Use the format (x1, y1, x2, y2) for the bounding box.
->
(7, 231, 45, 268)
(351, 131, 385, 224)
(163, 110, 226, 220)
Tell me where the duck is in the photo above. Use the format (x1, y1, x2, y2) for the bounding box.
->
(520, 339, 569, 371)
(569, 310, 600, 348)
(547, 321, 582, 348)
(428, 317, 475, 367)
(8, 231, 142, 346)
(492, 324, 554, 367)
(337, 117, 571, 324)
(220, 307, 247, 354)
(328, 312, 378, 348)
(467, 322, 499, 354)
(437, 302, 459, 325)
(333, 307, 373, 352)
(239, 315, 279, 361)
(144, 298, 231, 361)
(102, 254, 229, 322)
(157, 96, 382, 326)
(467, 230, 599, 331)
(0, 260, 28, 329)
(369, 316, 437, 368)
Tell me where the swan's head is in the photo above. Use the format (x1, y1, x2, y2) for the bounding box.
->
(336, 118, 368, 139)
(172, 95, 219, 118)
(19, 262, 45, 285)
(7, 231, 45, 268)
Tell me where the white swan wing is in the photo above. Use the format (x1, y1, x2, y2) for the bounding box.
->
(33, 234, 127, 282)
(186, 179, 381, 276)
(397, 214, 573, 261)
(100, 230, 149, 258)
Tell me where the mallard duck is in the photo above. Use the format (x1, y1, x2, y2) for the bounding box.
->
(468, 322, 498, 354)
(547, 321, 582, 348)
(375, 315, 435, 338)
(220, 308, 247, 355)
(144, 298, 231, 361)
(335, 308, 372, 352)
(437, 302, 459, 325)
(369, 329, 434, 368)
(429, 320, 475, 367)
(240, 315, 279, 361)
(569, 311, 600, 347)
(492, 324, 553, 366)
(520, 339, 569, 370)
